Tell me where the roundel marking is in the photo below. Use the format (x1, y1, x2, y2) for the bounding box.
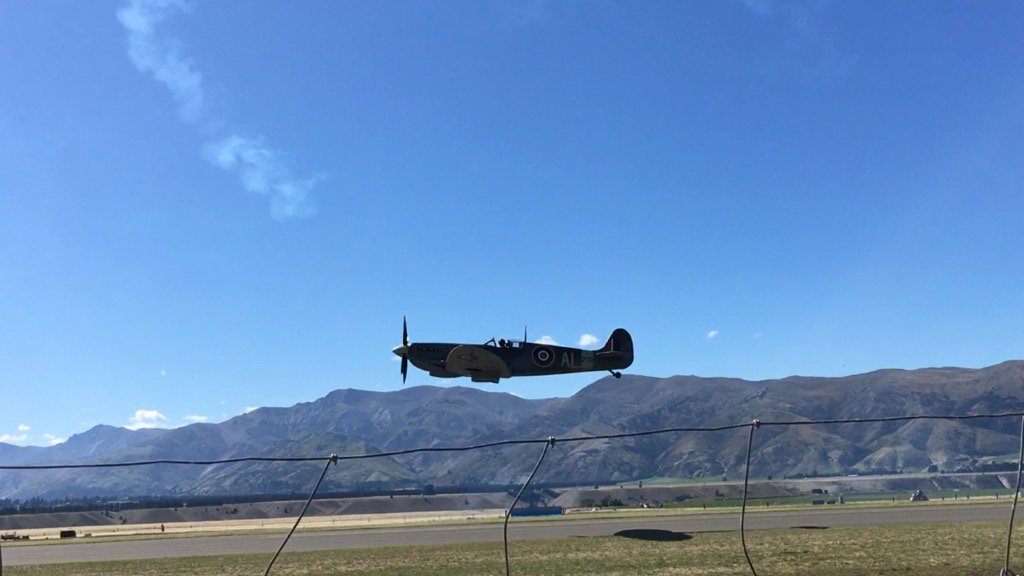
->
(532, 346, 555, 368)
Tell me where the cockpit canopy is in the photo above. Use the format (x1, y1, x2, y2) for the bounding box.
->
(484, 337, 526, 350)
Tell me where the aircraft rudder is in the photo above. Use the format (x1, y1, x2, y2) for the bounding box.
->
(601, 328, 634, 367)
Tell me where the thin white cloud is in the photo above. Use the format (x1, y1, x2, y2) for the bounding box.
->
(490, 0, 549, 24)
(116, 0, 320, 220)
(0, 434, 28, 444)
(753, 332, 763, 340)
(740, 0, 772, 16)
(738, 0, 855, 81)
(182, 414, 208, 423)
(126, 409, 169, 430)
(577, 334, 599, 347)
(43, 434, 66, 446)
(535, 335, 559, 345)
(243, 406, 259, 414)
(706, 330, 719, 340)
(203, 136, 319, 220)
(17, 424, 30, 432)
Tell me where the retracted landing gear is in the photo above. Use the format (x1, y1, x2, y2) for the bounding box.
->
(609, 370, 622, 379)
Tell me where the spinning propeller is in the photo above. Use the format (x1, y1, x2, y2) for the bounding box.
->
(392, 316, 410, 383)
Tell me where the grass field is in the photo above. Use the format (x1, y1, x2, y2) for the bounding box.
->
(5, 520, 1022, 575)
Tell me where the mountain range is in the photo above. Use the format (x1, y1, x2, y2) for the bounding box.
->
(2, 361, 1022, 499)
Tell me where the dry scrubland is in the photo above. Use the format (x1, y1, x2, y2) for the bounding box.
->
(5, 520, 1022, 576)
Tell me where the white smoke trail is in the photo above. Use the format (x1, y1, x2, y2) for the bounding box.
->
(117, 0, 203, 123)
(116, 0, 319, 219)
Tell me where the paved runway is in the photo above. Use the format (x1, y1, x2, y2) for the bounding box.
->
(2, 502, 1011, 566)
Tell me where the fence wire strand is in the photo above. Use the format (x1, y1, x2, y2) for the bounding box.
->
(6, 412, 1024, 472)
(503, 437, 554, 576)
(3, 410, 1024, 576)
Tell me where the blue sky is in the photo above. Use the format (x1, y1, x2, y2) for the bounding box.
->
(1, 1, 1022, 446)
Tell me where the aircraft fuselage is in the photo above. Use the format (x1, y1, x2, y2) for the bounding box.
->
(395, 328, 634, 384)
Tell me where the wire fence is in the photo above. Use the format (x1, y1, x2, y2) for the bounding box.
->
(3, 410, 1024, 576)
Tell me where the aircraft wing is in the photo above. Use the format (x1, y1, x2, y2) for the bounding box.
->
(445, 345, 511, 383)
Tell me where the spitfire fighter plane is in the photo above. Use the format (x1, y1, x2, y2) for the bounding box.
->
(392, 318, 633, 384)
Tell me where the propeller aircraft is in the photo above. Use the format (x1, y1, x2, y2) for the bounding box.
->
(392, 318, 633, 384)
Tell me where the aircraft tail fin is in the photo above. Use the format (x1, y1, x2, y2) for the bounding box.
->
(597, 328, 634, 368)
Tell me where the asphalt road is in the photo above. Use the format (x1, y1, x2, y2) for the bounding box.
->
(2, 502, 1011, 566)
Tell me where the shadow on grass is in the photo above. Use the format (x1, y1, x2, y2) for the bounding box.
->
(613, 529, 693, 542)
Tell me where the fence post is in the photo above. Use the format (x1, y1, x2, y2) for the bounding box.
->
(504, 438, 554, 576)
(740, 420, 760, 576)
(263, 454, 337, 576)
